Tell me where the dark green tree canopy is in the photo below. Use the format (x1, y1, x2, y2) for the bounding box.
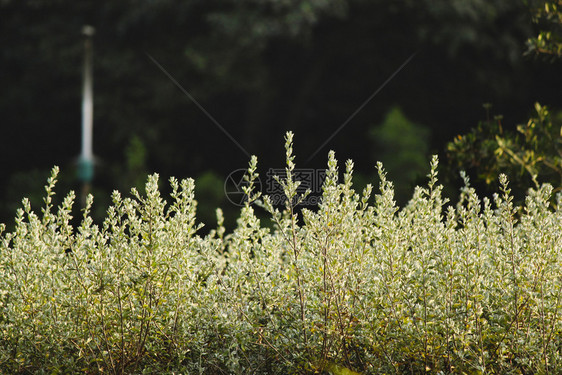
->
(1, 0, 560, 224)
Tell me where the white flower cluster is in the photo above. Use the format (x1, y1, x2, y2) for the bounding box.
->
(1, 133, 561, 374)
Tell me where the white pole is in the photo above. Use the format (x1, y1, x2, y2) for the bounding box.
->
(81, 25, 95, 164)
(79, 25, 95, 205)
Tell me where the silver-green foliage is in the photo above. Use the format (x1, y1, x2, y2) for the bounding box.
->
(1, 132, 561, 374)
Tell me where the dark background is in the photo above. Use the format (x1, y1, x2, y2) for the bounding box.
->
(1, 0, 560, 230)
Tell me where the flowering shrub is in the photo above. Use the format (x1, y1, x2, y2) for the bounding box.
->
(1, 132, 561, 374)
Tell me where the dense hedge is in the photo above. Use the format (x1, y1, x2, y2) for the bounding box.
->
(1, 133, 561, 374)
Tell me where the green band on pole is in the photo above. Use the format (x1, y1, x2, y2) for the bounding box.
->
(77, 157, 94, 183)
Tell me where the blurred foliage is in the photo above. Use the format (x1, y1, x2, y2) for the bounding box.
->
(206, 0, 349, 40)
(370, 106, 430, 205)
(1, 0, 560, 226)
(194, 170, 228, 228)
(526, 0, 562, 58)
(411, 0, 531, 63)
(447, 103, 562, 199)
(446, 1, 562, 201)
(3, 169, 54, 218)
(121, 134, 149, 192)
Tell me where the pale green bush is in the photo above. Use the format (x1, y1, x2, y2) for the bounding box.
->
(1, 132, 561, 374)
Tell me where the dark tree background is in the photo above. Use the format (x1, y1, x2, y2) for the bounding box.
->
(1, 0, 560, 229)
